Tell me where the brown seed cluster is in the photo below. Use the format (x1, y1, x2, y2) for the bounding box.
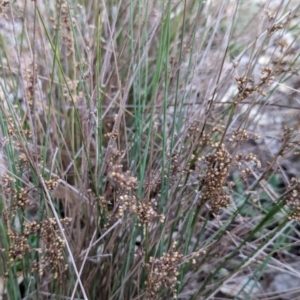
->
(39, 217, 70, 279)
(188, 124, 212, 146)
(2, 176, 32, 211)
(186, 125, 263, 213)
(234, 153, 261, 180)
(107, 163, 164, 226)
(108, 163, 138, 218)
(0, 1, 9, 18)
(235, 66, 274, 103)
(268, 23, 284, 34)
(12, 187, 30, 210)
(110, 193, 165, 226)
(267, 126, 298, 161)
(6, 231, 31, 263)
(95, 195, 111, 212)
(18, 152, 27, 163)
(115, 193, 138, 219)
(2, 174, 16, 195)
(104, 147, 166, 227)
(59, 0, 74, 56)
(3, 216, 70, 279)
(286, 178, 300, 221)
(87, 186, 111, 212)
(104, 129, 119, 140)
(144, 242, 183, 299)
(229, 129, 260, 144)
(24, 65, 39, 109)
(49, 1, 83, 57)
(1, 171, 69, 279)
(234, 10, 300, 105)
(198, 144, 232, 213)
(109, 165, 138, 192)
(271, 38, 298, 74)
(2, 99, 32, 141)
(265, 9, 299, 34)
(135, 201, 165, 226)
(45, 175, 60, 190)
(6, 116, 18, 136)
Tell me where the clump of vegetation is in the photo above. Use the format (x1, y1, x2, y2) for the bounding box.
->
(0, 0, 300, 299)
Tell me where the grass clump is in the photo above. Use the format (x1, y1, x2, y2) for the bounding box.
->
(1, 0, 300, 299)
